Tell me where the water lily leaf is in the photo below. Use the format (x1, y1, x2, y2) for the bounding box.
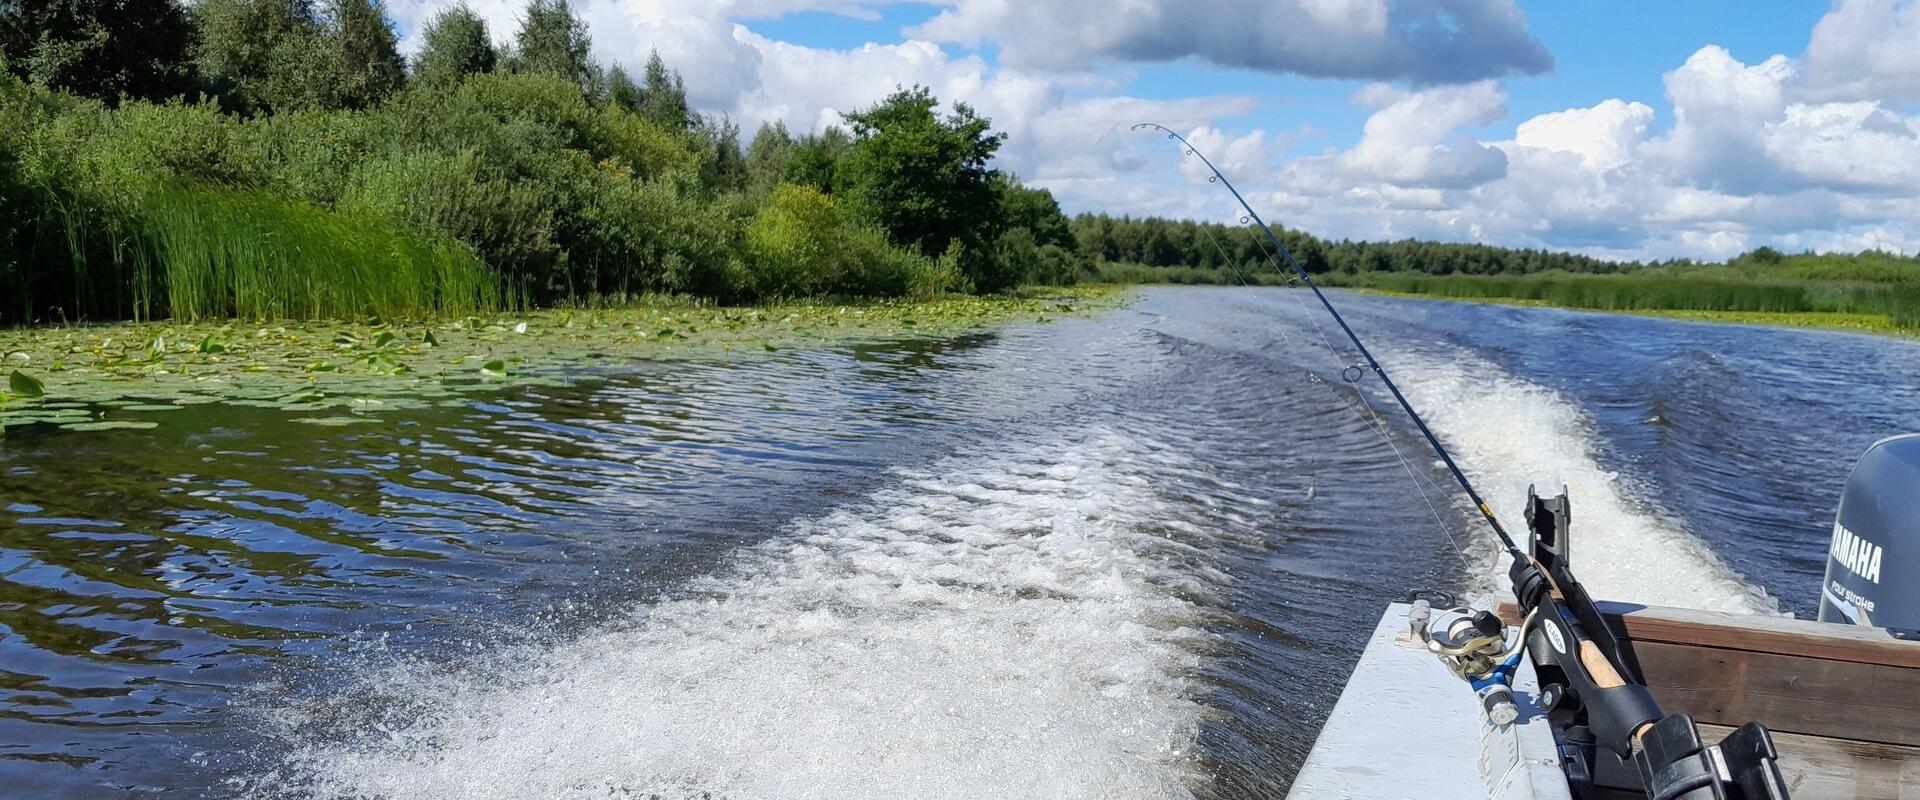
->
(292, 416, 378, 426)
(60, 420, 159, 431)
(0, 409, 89, 425)
(480, 359, 508, 379)
(423, 330, 440, 347)
(196, 336, 226, 354)
(122, 404, 185, 412)
(306, 361, 337, 372)
(763, 343, 778, 352)
(8, 370, 45, 398)
(374, 331, 396, 348)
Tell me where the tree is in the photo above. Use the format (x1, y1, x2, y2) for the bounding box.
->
(745, 121, 793, 192)
(192, 0, 325, 112)
(998, 178, 1073, 250)
(321, 0, 403, 108)
(698, 115, 746, 191)
(410, 3, 494, 88)
(0, 0, 195, 103)
(634, 49, 687, 132)
(839, 86, 1008, 289)
(509, 0, 593, 95)
(605, 63, 640, 111)
(783, 126, 846, 194)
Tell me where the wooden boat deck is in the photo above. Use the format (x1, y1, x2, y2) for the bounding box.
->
(1500, 601, 1920, 799)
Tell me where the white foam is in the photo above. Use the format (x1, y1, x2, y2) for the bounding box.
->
(1391, 348, 1776, 614)
(254, 427, 1213, 800)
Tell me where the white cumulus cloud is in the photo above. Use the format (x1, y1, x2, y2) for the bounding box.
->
(1797, 0, 1920, 104)
(908, 0, 1552, 82)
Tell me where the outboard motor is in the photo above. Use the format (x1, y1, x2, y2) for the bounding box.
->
(1818, 434, 1920, 636)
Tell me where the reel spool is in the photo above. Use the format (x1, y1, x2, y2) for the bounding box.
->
(1408, 599, 1527, 727)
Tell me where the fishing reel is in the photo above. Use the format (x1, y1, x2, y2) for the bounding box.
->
(1407, 596, 1527, 727)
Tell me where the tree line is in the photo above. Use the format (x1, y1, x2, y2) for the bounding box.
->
(0, 0, 1086, 322)
(1068, 215, 1636, 278)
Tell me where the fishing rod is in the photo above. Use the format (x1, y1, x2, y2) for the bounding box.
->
(1127, 124, 1520, 559)
(1136, 123, 1789, 800)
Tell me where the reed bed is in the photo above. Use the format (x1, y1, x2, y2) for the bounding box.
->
(139, 187, 500, 320)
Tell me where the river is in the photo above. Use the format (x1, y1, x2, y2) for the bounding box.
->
(4, 287, 1916, 799)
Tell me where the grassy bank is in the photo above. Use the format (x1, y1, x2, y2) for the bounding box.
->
(0, 286, 1123, 432)
(1330, 269, 1920, 335)
(1094, 251, 1920, 336)
(1351, 291, 1911, 336)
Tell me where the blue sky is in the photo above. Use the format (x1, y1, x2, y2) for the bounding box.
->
(750, 1, 1833, 147)
(392, 0, 1920, 260)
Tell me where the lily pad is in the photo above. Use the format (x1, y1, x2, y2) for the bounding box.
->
(292, 416, 379, 426)
(59, 420, 159, 431)
(8, 370, 45, 397)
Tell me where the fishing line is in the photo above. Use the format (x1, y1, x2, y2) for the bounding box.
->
(1136, 122, 1523, 563)
(1193, 213, 1477, 569)
(1229, 219, 1464, 511)
(1178, 174, 1467, 561)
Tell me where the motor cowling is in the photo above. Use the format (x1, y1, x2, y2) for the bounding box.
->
(1818, 434, 1920, 634)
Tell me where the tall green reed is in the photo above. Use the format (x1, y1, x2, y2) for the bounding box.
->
(139, 186, 500, 320)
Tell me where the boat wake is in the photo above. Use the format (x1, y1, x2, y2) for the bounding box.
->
(246, 425, 1215, 800)
(1389, 346, 1777, 615)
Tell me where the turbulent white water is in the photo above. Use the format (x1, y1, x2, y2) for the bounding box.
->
(1392, 347, 1776, 614)
(258, 426, 1218, 800)
(247, 318, 1777, 800)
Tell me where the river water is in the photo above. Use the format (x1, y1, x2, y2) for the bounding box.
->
(4, 287, 1916, 799)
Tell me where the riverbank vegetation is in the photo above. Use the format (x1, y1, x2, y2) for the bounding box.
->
(5, 0, 1916, 344)
(1076, 215, 1920, 333)
(1, 0, 1090, 326)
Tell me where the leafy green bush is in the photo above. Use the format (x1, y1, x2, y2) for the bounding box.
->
(739, 183, 959, 300)
(741, 182, 843, 298)
(342, 150, 558, 303)
(568, 157, 736, 301)
(227, 106, 383, 204)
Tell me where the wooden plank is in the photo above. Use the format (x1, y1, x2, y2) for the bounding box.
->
(1634, 640, 1920, 748)
(1701, 724, 1920, 800)
(1493, 601, 1920, 669)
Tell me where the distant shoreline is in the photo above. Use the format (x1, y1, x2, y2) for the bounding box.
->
(1092, 263, 1920, 338)
(1344, 289, 1913, 338)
